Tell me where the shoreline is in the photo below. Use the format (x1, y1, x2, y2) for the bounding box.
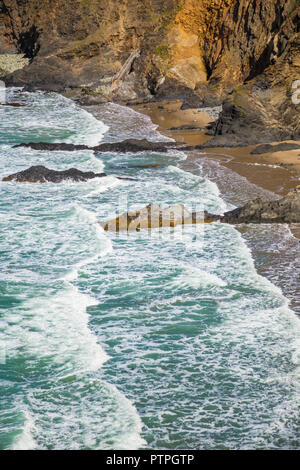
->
(129, 99, 300, 244)
(126, 100, 300, 313)
(132, 100, 300, 197)
(81, 97, 300, 240)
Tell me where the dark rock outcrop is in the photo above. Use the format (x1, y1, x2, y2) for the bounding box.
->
(13, 142, 90, 152)
(222, 188, 300, 224)
(168, 125, 203, 131)
(94, 139, 174, 154)
(14, 139, 176, 154)
(101, 189, 300, 231)
(3, 165, 107, 183)
(251, 143, 300, 155)
(101, 203, 219, 232)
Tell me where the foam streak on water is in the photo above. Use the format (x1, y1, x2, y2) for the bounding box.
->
(0, 90, 299, 450)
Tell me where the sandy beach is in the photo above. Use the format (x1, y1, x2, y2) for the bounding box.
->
(133, 100, 300, 197)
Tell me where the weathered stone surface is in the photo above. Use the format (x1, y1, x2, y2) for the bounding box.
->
(222, 188, 300, 224)
(0, 53, 29, 76)
(101, 203, 219, 232)
(2, 165, 107, 183)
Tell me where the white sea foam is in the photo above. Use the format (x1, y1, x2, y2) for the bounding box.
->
(2, 89, 300, 450)
(1, 90, 108, 146)
(91, 101, 173, 143)
(21, 377, 146, 450)
(5, 285, 109, 373)
(167, 164, 229, 214)
(82, 176, 123, 198)
(1, 90, 149, 451)
(99, 217, 300, 448)
(167, 265, 227, 289)
(63, 205, 113, 281)
(11, 411, 37, 451)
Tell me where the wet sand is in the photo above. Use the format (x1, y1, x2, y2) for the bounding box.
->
(133, 100, 213, 146)
(200, 145, 300, 196)
(133, 100, 300, 197)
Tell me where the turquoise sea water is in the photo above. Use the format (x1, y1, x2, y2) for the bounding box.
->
(0, 90, 299, 450)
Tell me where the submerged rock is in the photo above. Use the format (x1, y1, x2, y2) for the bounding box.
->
(3, 165, 107, 183)
(101, 204, 219, 232)
(222, 188, 300, 224)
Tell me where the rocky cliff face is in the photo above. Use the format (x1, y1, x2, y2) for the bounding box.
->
(208, 0, 300, 144)
(0, 0, 299, 142)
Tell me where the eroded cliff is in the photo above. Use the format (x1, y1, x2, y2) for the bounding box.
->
(0, 0, 299, 143)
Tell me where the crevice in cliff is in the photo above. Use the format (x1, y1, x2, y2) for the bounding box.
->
(271, 0, 284, 34)
(232, 2, 240, 23)
(292, 12, 300, 33)
(17, 25, 40, 61)
(204, 57, 213, 80)
(1, 1, 40, 60)
(246, 40, 275, 82)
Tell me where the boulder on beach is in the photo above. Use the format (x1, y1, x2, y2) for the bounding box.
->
(101, 204, 219, 232)
(2, 165, 107, 183)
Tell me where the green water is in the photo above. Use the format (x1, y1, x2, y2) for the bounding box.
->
(0, 90, 299, 450)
